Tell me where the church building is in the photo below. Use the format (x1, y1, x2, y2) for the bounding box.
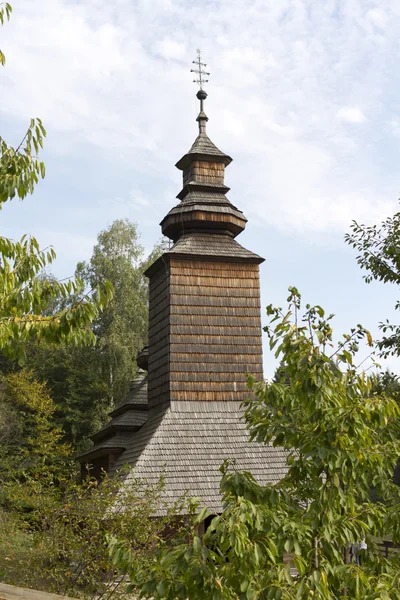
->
(78, 58, 287, 512)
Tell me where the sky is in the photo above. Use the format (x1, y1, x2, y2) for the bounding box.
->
(1, 0, 400, 377)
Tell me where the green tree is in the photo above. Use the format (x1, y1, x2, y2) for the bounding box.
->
(0, 370, 73, 517)
(370, 370, 400, 487)
(110, 288, 400, 599)
(77, 219, 165, 405)
(371, 370, 400, 402)
(22, 221, 165, 450)
(0, 4, 112, 365)
(1, 469, 190, 599)
(26, 342, 110, 450)
(345, 209, 400, 358)
(0, 370, 71, 485)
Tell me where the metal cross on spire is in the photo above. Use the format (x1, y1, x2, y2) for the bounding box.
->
(190, 49, 210, 90)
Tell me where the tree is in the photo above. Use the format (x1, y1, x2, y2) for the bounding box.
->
(0, 370, 76, 546)
(77, 219, 166, 405)
(371, 370, 400, 403)
(0, 370, 72, 511)
(21, 221, 165, 450)
(25, 341, 110, 450)
(0, 468, 190, 599)
(0, 3, 112, 365)
(109, 288, 400, 599)
(345, 210, 400, 358)
(370, 370, 400, 487)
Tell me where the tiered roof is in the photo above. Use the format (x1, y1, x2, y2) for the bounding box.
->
(77, 374, 148, 463)
(160, 89, 249, 244)
(114, 401, 287, 514)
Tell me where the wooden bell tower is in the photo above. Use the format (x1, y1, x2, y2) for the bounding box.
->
(145, 57, 264, 409)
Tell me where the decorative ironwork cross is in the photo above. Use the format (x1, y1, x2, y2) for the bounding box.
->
(190, 49, 210, 90)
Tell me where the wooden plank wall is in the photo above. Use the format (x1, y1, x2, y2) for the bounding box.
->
(168, 258, 263, 402)
(183, 160, 225, 186)
(148, 262, 170, 409)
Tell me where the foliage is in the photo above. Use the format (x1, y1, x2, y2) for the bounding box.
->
(0, 470, 190, 599)
(345, 210, 400, 357)
(19, 220, 164, 451)
(1, 118, 46, 205)
(370, 370, 400, 487)
(0, 5, 113, 365)
(371, 370, 400, 403)
(76, 219, 166, 405)
(0, 2, 12, 66)
(0, 233, 113, 364)
(0, 370, 73, 514)
(25, 342, 110, 450)
(110, 288, 400, 599)
(0, 367, 186, 599)
(0, 508, 33, 585)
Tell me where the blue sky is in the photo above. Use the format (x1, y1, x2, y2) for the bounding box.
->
(1, 0, 400, 376)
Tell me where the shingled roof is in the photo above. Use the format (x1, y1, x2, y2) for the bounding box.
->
(175, 115, 232, 171)
(187, 131, 231, 162)
(77, 374, 148, 462)
(113, 401, 288, 514)
(168, 232, 264, 262)
(110, 375, 148, 415)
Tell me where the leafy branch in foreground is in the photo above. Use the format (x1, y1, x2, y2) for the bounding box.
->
(109, 287, 400, 599)
(0, 2, 12, 66)
(0, 118, 46, 205)
(346, 209, 400, 358)
(0, 5, 45, 206)
(0, 233, 114, 364)
(0, 5, 113, 362)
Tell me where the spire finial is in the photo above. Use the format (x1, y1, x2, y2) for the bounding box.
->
(190, 49, 210, 134)
(190, 49, 209, 91)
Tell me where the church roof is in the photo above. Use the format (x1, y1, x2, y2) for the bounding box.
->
(169, 233, 264, 262)
(113, 401, 288, 514)
(168, 198, 244, 219)
(110, 374, 148, 416)
(179, 191, 236, 205)
(91, 411, 148, 442)
(145, 233, 264, 278)
(77, 375, 148, 462)
(162, 84, 246, 243)
(77, 433, 134, 461)
(189, 131, 229, 158)
(175, 131, 232, 170)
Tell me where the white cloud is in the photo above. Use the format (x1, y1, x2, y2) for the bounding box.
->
(154, 39, 187, 61)
(366, 8, 387, 30)
(388, 118, 400, 138)
(99, 190, 150, 212)
(1, 0, 400, 238)
(337, 107, 366, 124)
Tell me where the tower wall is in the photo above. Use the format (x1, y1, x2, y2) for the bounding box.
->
(183, 160, 225, 186)
(147, 262, 170, 408)
(147, 256, 263, 408)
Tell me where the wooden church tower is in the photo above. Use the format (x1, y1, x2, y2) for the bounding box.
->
(78, 54, 286, 509)
(146, 94, 264, 408)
